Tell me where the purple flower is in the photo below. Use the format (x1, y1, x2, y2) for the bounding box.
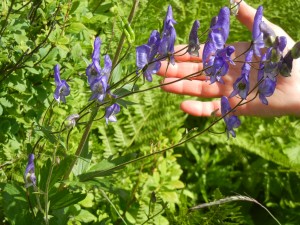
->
(136, 30, 161, 82)
(158, 5, 177, 65)
(258, 76, 276, 105)
(221, 96, 241, 138)
(203, 8, 231, 84)
(259, 21, 276, 47)
(89, 75, 108, 102)
(101, 54, 112, 77)
(187, 20, 200, 57)
(86, 37, 102, 85)
(252, 6, 264, 57)
(86, 37, 112, 103)
(54, 64, 70, 103)
(209, 7, 230, 49)
(24, 153, 36, 188)
(229, 49, 253, 99)
(204, 45, 235, 84)
(105, 103, 120, 124)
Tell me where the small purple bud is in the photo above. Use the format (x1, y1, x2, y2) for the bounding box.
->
(24, 154, 36, 188)
(187, 20, 200, 57)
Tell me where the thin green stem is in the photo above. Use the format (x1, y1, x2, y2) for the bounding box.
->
(60, 104, 100, 188)
(111, 0, 139, 70)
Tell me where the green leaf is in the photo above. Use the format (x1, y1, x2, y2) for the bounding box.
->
(110, 63, 122, 85)
(67, 23, 87, 33)
(70, 1, 81, 14)
(1, 183, 36, 225)
(50, 189, 86, 210)
(0, 97, 13, 108)
(75, 209, 97, 223)
(73, 136, 92, 176)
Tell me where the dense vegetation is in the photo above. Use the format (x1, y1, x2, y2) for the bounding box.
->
(0, 0, 300, 224)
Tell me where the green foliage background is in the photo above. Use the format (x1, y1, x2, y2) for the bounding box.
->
(0, 0, 300, 224)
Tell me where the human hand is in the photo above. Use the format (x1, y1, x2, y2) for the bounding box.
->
(156, 1, 300, 117)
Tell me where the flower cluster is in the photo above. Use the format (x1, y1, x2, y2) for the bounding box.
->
(136, 5, 177, 82)
(202, 7, 235, 84)
(86, 37, 121, 124)
(219, 5, 300, 137)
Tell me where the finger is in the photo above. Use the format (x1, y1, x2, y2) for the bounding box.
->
(236, 1, 295, 49)
(173, 45, 203, 62)
(157, 61, 205, 79)
(235, 1, 259, 32)
(161, 78, 226, 98)
(180, 100, 221, 117)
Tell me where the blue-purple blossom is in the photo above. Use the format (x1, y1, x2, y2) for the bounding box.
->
(252, 6, 264, 57)
(259, 21, 276, 47)
(209, 7, 230, 49)
(229, 49, 253, 99)
(86, 37, 112, 103)
(89, 75, 108, 102)
(136, 30, 161, 82)
(105, 103, 120, 124)
(86, 37, 102, 85)
(187, 20, 200, 57)
(263, 36, 287, 80)
(54, 64, 70, 103)
(158, 5, 177, 65)
(258, 54, 276, 105)
(24, 153, 36, 188)
(203, 7, 231, 83)
(204, 45, 235, 84)
(101, 54, 112, 77)
(221, 96, 241, 138)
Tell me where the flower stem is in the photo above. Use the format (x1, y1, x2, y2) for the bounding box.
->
(60, 104, 100, 188)
(111, 0, 139, 70)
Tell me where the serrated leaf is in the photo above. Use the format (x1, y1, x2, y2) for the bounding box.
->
(0, 97, 13, 108)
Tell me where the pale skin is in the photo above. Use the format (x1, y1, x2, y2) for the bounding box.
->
(157, 1, 300, 117)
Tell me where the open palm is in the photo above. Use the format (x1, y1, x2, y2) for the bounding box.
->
(157, 1, 300, 117)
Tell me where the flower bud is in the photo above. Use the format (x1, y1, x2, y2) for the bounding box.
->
(291, 41, 300, 59)
(65, 114, 80, 129)
(259, 21, 276, 48)
(279, 51, 293, 77)
(230, 0, 240, 16)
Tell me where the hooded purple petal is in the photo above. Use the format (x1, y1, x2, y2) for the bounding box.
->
(221, 96, 241, 138)
(24, 153, 36, 188)
(210, 7, 230, 49)
(105, 103, 121, 124)
(187, 20, 200, 57)
(252, 6, 264, 57)
(229, 50, 253, 99)
(54, 65, 70, 103)
(136, 45, 151, 68)
(102, 54, 112, 78)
